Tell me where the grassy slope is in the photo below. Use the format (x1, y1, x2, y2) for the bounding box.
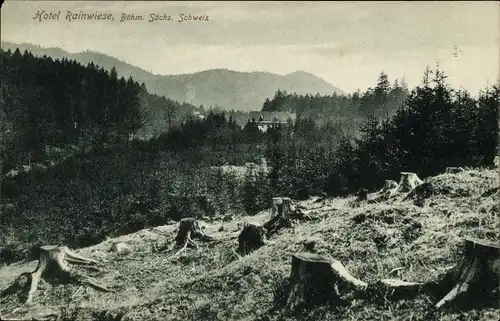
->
(0, 168, 499, 321)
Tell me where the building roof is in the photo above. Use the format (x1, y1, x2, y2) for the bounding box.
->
(248, 111, 296, 123)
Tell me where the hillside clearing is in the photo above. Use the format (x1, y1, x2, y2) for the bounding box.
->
(1, 167, 498, 321)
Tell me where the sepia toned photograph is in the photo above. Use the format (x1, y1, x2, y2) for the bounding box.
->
(0, 1, 499, 320)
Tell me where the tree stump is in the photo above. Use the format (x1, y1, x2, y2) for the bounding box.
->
(271, 197, 283, 218)
(1, 245, 111, 305)
(445, 167, 465, 174)
(109, 241, 131, 256)
(245, 162, 258, 176)
(351, 188, 368, 207)
(280, 253, 367, 314)
(356, 188, 368, 202)
(432, 237, 500, 309)
(381, 180, 398, 194)
(369, 180, 399, 203)
(302, 237, 320, 252)
(313, 192, 328, 203)
(237, 223, 267, 255)
(396, 172, 423, 193)
(494, 156, 500, 167)
(172, 218, 212, 256)
(264, 197, 293, 237)
(0, 247, 18, 266)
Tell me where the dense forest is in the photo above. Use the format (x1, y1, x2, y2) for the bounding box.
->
(0, 48, 209, 172)
(261, 72, 409, 135)
(0, 48, 498, 260)
(261, 68, 499, 200)
(0, 49, 144, 170)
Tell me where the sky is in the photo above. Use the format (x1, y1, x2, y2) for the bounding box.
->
(1, 1, 499, 94)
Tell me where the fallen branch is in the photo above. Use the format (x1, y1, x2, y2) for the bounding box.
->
(0, 313, 58, 321)
(388, 267, 405, 276)
(444, 167, 465, 174)
(366, 279, 427, 301)
(231, 247, 242, 259)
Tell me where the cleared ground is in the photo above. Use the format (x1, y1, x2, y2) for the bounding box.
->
(1, 168, 498, 321)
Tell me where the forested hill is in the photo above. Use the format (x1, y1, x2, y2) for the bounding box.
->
(0, 42, 156, 93)
(1, 42, 344, 112)
(150, 68, 344, 112)
(262, 73, 409, 121)
(0, 48, 139, 171)
(0, 48, 204, 172)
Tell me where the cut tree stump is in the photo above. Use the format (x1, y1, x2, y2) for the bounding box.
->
(494, 156, 500, 167)
(172, 218, 213, 256)
(378, 180, 399, 196)
(271, 197, 283, 218)
(313, 192, 328, 204)
(263, 198, 315, 237)
(263, 197, 293, 237)
(356, 189, 368, 202)
(351, 189, 368, 207)
(1, 245, 112, 305)
(396, 172, 423, 193)
(109, 241, 131, 256)
(368, 180, 399, 203)
(237, 223, 267, 255)
(432, 237, 500, 310)
(280, 253, 367, 314)
(445, 167, 465, 174)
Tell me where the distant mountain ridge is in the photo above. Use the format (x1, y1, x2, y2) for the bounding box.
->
(1, 41, 345, 112)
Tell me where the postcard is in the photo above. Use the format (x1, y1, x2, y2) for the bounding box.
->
(1, 1, 498, 320)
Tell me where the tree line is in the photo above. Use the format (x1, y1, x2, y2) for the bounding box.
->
(0, 48, 207, 173)
(261, 72, 409, 135)
(0, 49, 146, 170)
(254, 67, 498, 205)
